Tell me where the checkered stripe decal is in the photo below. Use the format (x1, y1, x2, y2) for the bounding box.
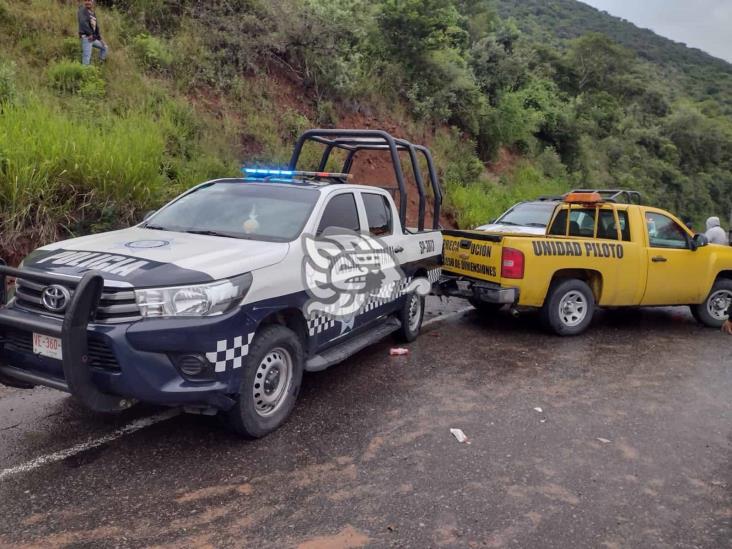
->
(205, 333, 255, 373)
(307, 314, 336, 336)
(427, 267, 441, 284)
(362, 278, 411, 313)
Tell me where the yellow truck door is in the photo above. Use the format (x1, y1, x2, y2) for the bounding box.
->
(544, 203, 645, 306)
(641, 209, 706, 305)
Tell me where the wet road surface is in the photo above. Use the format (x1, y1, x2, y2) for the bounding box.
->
(0, 299, 730, 548)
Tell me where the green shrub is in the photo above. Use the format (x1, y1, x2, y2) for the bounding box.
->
(61, 37, 81, 61)
(47, 61, 105, 98)
(449, 165, 567, 229)
(131, 34, 173, 71)
(0, 0, 11, 25)
(0, 60, 16, 105)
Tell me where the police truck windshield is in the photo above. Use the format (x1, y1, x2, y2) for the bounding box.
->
(144, 182, 319, 242)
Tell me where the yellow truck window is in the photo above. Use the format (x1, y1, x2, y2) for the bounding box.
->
(548, 208, 568, 236)
(646, 212, 689, 249)
(617, 210, 631, 241)
(568, 209, 596, 237)
(597, 210, 619, 240)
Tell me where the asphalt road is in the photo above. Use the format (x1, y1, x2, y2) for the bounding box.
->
(0, 298, 730, 548)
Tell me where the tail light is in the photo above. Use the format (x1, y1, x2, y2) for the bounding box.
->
(501, 247, 524, 279)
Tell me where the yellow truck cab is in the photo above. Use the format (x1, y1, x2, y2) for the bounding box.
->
(441, 190, 732, 335)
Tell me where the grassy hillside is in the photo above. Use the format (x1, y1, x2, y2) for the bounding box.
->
(0, 0, 730, 263)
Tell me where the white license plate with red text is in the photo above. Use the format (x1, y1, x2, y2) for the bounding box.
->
(32, 333, 63, 360)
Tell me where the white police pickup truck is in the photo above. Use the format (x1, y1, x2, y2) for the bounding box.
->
(0, 130, 443, 438)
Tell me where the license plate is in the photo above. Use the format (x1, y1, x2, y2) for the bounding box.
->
(32, 333, 63, 360)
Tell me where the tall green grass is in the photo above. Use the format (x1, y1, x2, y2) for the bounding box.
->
(0, 99, 167, 261)
(447, 164, 568, 229)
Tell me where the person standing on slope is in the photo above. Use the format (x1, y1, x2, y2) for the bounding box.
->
(704, 216, 729, 245)
(78, 0, 108, 65)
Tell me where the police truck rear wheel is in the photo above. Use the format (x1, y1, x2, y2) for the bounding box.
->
(395, 292, 425, 342)
(692, 279, 732, 328)
(224, 325, 303, 439)
(541, 279, 595, 336)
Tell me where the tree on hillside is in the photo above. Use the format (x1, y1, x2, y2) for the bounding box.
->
(564, 32, 634, 94)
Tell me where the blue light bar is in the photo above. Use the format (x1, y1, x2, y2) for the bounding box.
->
(241, 168, 352, 181)
(243, 168, 295, 177)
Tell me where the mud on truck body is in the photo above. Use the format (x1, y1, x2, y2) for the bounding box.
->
(0, 129, 443, 438)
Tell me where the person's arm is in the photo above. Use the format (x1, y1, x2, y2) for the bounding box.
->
(78, 7, 94, 37)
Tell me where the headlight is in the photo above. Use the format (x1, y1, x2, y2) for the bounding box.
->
(135, 273, 253, 318)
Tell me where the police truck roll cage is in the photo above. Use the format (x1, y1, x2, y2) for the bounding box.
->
(289, 129, 443, 232)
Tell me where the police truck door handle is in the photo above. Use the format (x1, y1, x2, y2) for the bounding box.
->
(651, 256, 667, 263)
(394, 246, 404, 254)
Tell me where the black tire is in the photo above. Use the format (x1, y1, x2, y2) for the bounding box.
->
(224, 324, 304, 439)
(395, 292, 425, 343)
(691, 279, 732, 328)
(540, 279, 595, 336)
(468, 297, 504, 315)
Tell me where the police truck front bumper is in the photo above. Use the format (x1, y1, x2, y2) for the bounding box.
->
(0, 266, 252, 412)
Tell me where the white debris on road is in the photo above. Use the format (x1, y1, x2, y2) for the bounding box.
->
(450, 428, 468, 443)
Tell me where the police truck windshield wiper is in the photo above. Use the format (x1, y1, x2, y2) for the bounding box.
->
(143, 224, 171, 231)
(182, 229, 243, 239)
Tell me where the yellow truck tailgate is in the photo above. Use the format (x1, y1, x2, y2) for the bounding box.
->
(442, 230, 503, 284)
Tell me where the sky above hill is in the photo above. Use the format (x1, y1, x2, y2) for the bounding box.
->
(581, 0, 732, 62)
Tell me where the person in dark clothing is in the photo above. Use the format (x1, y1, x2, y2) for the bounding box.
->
(723, 305, 732, 335)
(78, 0, 107, 65)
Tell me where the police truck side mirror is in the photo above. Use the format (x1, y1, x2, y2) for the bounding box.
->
(142, 210, 156, 222)
(691, 233, 709, 250)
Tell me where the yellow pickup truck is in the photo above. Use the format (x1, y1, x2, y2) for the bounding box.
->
(441, 190, 732, 335)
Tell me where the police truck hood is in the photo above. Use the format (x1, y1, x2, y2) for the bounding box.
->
(23, 227, 289, 287)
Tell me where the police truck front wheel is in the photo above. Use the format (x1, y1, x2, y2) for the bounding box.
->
(224, 325, 304, 439)
(395, 292, 425, 342)
(541, 279, 595, 336)
(692, 279, 732, 328)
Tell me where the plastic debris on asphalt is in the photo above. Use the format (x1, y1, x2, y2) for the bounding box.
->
(389, 348, 409, 356)
(597, 437, 612, 444)
(450, 428, 468, 443)
(534, 407, 543, 413)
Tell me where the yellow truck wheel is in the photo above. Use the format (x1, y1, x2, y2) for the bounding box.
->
(692, 279, 732, 328)
(540, 279, 595, 336)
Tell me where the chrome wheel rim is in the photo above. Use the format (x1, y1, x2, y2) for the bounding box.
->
(707, 290, 732, 321)
(558, 290, 587, 327)
(407, 294, 422, 332)
(253, 347, 293, 417)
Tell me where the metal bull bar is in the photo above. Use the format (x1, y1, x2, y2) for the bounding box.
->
(0, 264, 132, 413)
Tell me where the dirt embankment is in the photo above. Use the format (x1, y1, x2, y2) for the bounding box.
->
(209, 70, 457, 230)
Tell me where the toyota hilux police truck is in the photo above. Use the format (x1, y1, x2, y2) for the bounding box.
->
(0, 130, 443, 438)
